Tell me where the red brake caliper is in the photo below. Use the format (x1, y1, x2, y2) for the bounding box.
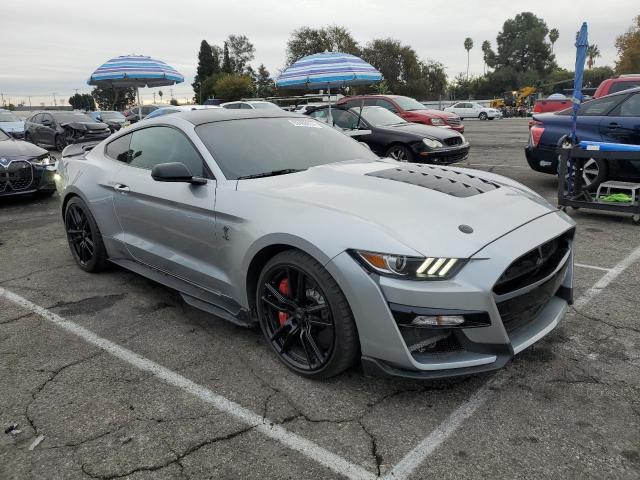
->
(278, 278, 290, 326)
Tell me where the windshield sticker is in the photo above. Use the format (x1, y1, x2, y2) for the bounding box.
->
(288, 119, 323, 129)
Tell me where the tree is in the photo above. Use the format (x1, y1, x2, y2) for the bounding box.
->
(286, 25, 360, 64)
(170, 98, 179, 106)
(192, 40, 221, 101)
(615, 15, 640, 73)
(481, 40, 491, 74)
(68, 93, 96, 111)
(549, 28, 559, 53)
(587, 45, 601, 69)
(226, 34, 255, 74)
(221, 42, 232, 73)
(91, 86, 137, 111)
(255, 64, 275, 98)
(214, 74, 254, 101)
(464, 37, 474, 80)
(158, 90, 164, 102)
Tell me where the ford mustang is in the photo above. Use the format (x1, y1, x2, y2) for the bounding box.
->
(56, 109, 575, 379)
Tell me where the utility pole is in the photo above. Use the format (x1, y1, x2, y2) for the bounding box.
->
(170, 88, 174, 100)
(28, 96, 32, 108)
(1, 92, 4, 107)
(52, 92, 57, 107)
(153, 92, 156, 103)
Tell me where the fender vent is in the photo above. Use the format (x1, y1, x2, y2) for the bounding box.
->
(366, 165, 500, 197)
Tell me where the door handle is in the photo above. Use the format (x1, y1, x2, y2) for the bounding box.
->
(607, 122, 620, 129)
(114, 184, 130, 193)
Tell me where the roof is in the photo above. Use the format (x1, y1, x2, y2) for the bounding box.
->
(175, 108, 300, 125)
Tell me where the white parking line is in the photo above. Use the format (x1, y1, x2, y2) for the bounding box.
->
(574, 263, 613, 272)
(384, 243, 640, 480)
(464, 163, 529, 169)
(0, 287, 376, 480)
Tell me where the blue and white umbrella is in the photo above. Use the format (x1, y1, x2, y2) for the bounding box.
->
(276, 52, 382, 121)
(87, 55, 184, 118)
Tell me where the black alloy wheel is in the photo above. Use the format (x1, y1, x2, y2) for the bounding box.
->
(479, 112, 488, 120)
(257, 250, 359, 379)
(386, 144, 413, 162)
(64, 197, 108, 272)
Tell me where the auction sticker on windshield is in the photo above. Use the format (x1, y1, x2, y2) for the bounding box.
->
(288, 119, 323, 128)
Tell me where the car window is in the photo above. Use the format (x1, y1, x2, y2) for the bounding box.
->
(42, 114, 54, 124)
(580, 95, 625, 116)
(375, 99, 398, 113)
(331, 110, 362, 130)
(31, 114, 42, 123)
(105, 133, 132, 162)
(617, 94, 640, 117)
(224, 103, 240, 109)
(239, 103, 253, 109)
(128, 126, 206, 177)
(610, 81, 640, 94)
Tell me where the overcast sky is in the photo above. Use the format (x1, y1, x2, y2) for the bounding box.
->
(1, 0, 636, 106)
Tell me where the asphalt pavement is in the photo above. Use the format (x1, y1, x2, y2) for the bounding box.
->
(1, 118, 639, 479)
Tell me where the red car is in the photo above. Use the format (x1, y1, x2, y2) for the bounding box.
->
(337, 95, 464, 133)
(594, 74, 640, 99)
(533, 96, 572, 114)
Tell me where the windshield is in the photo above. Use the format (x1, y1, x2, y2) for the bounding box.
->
(100, 111, 125, 121)
(195, 117, 377, 180)
(0, 129, 9, 141)
(393, 96, 426, 111)
(0, 112, 20, 122)
(251, 102, 280, 110)
(360, 107, 407, 126)
(53, 112, 97, 123)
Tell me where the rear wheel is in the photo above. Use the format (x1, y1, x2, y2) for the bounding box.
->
(256, 250, 359, 379)
(386, 144, 414, 162)
(479, 112, 488, 120)
(64, 197, 108, 272)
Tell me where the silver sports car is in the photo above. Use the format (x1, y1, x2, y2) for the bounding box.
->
(56, 109, 575, 379)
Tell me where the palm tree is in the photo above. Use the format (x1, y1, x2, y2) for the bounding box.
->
(464, 37, 473, 81)
(549, 28, 559, 53)
(481, 40, 491, 75)
(587, 44, 601, 69)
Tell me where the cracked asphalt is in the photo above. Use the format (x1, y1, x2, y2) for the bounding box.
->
(1, 118, 639, 479)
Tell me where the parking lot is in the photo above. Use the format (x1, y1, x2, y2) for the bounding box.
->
(1, 117, 639, 479)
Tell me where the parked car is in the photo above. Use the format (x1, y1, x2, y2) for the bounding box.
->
(24, 111, 111, 151)
(444, 102, 501, 120)
(294, 102, 330, 115)
(594, 74, 640, 98)
(89, 111, 127, 132)
(56, 108, 574, 379)
(0, 109, 26, 139)
(221, 100, 282, 110)
(525, 87, 640, 188)
(532, 94, 572, 114)
(144, 105, 221, 120)
(337, 95, 464, 132)
(0, 127, 57, 197)
(123, 105, 161, 123)
(306, 105, 469, 164)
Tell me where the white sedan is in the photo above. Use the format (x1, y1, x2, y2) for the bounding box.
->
(444, 102, 501, 120)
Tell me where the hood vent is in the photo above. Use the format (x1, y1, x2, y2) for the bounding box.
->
(366, 165, 501, 198)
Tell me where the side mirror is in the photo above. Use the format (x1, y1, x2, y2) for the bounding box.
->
(42, 119, 52, 126)
(151, 162, 206, 185)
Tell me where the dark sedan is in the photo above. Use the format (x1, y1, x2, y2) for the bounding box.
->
(24, 111, 111, 151)
(306, 105, 469, 164)
(88, 111, 127, 132)
(0, 128, 57, 197)
(525, 87, 640, 188)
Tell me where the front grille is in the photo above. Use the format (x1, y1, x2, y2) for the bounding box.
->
(433, 151, 468, 164)
(446, 118, 462, 126)
(497, 260, 568, 333)
(444, 137, 463, 146)
(0, 160, 34, 191)
(493, 231, 573, 296)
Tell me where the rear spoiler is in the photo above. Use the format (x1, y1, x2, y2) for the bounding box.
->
(61, 141, 100, 158)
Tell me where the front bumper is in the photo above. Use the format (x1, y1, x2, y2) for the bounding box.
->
(415, 143, 470, 165)
(325, 211, 575, 379)
(0, 160, 57, 197)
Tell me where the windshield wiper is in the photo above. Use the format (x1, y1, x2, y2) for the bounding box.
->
(237, 168, 306, 180)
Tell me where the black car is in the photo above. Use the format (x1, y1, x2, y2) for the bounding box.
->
(0, 128, 57, 197)
(123, 105, 160, 124)
(88, 110, 127, 132)
(305, 105, 470, 164)
(24, 111, 111, 151)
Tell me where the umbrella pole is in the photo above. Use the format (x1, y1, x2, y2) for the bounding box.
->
(137, 87, 142, 121)
(327, 86, 332, 126)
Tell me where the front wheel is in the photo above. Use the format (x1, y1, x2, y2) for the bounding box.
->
(64, 197, 108, 272)
(386, 144, 414, 162)
(478, 112, 488, 120)
(256, 250, 359, 379)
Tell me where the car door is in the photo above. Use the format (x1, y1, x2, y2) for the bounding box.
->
(600, 92, 640, 178)
(28, 114, 42, 143)
(110, 125, 220, 292)
(40, 113, 57, 146)
(448, 103, 463, 116)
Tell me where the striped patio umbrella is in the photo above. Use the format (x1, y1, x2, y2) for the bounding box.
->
(87, 55, 184, 118)
(276, 52, 382, 120)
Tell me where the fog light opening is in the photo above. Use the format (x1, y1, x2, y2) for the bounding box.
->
(411, 315, 465, 327)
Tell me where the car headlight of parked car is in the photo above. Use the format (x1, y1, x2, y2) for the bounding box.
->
(32, 154, 56, 166)
(350, 250, 464, 280)
(430, 118, 446, 126)
(422, 138, 443, 149)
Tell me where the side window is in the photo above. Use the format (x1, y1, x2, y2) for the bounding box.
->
(375, 99, 398, 113)
(240, 103, 253, 109)
(617, 94, 640, 117)
(332, 110, 360, 130)
(105, 133, 132, 162)
(225, 103, 239, 109)
(610, 81, 640, 94)
(42, 114, 54, 125)
(308, 109, 329, 121)
(129, 126, 206, 177)
(31, 114, 43, 124)
(579, 96, 624, 116)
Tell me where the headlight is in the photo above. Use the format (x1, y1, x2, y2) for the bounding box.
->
(350, 250, 465, 280)
(430, 118, 446, 126)
(32, 155, 56, 166)
(423, 138, 443, 149)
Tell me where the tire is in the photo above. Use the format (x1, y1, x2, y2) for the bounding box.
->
(256, 250, 359, 379)
(55, 134, 67, 152)
(478, 112, 488, 120)
(64, 197, 108, 272)
(386, 144, 414, 162)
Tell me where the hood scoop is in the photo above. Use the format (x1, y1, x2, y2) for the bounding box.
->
(366, 165, 501, 198)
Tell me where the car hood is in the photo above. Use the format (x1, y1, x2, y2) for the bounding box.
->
(0, 138, 48, 158)
(406, 109, 455, 119)
(237, 161, 557, 258)
(375, 122, 462, 141)
(0, 121, 25, 132)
